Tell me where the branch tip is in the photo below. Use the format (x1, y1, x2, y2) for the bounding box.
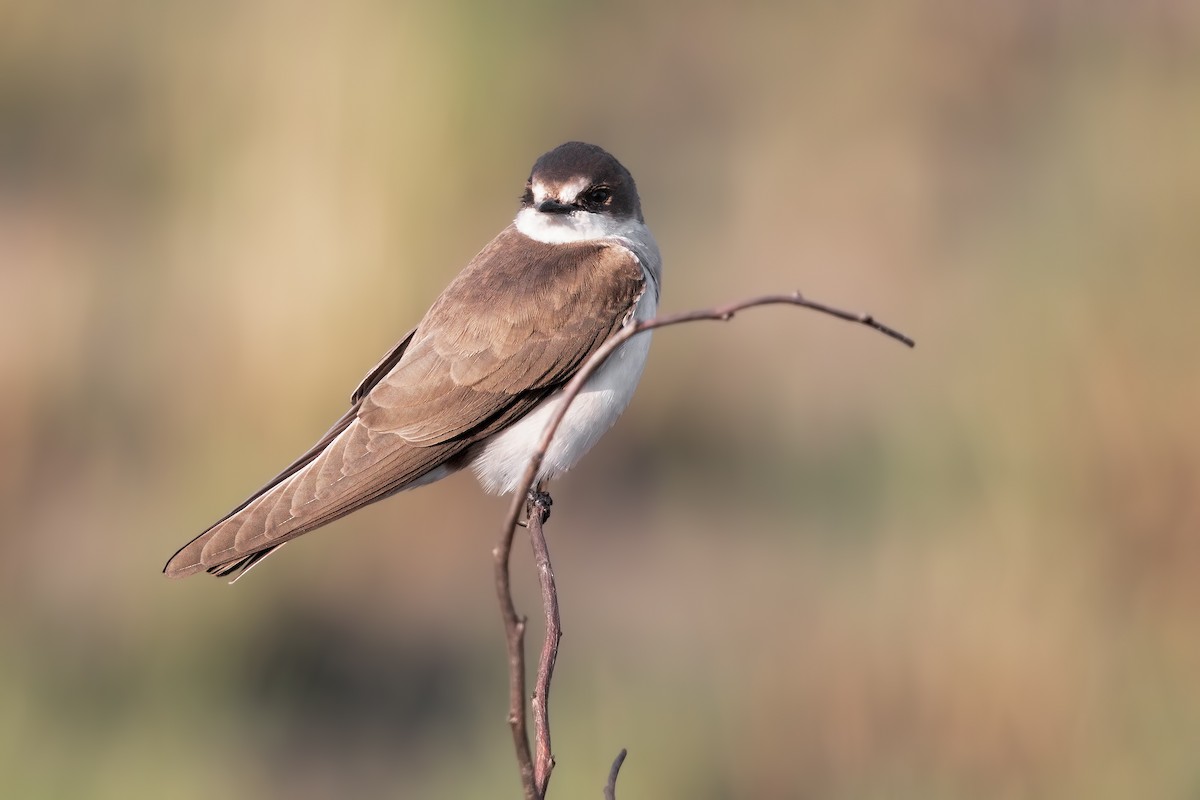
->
(604, 749, 628, 800)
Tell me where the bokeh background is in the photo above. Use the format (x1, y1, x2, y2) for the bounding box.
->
(3, 1, 1199, 798)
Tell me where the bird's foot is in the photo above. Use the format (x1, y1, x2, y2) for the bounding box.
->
(526, 487, 553, 523)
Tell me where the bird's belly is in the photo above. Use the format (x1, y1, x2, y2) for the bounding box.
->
(469, 327, 653, 495)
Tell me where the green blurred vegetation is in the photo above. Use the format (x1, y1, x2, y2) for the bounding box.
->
(3, 1, 1199, 797)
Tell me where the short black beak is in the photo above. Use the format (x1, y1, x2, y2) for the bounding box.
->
(537, 199, 574, 215)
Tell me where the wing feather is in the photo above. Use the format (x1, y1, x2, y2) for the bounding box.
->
(361, 227, 643, 443)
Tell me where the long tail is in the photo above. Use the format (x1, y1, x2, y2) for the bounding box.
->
(164, 415, 465, 579)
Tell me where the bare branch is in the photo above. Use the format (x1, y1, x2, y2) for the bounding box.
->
(492, 533, 536, 799)
(498, 291, 914, 553)
(603, 749, 628, 800)
(493, 291, 913, 797)
(527, 495, 561, 796)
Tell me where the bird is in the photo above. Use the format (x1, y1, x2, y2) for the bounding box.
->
(164, 142, 662, 579)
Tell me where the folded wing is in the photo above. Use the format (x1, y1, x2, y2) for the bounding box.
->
(164, 228, 645, 578)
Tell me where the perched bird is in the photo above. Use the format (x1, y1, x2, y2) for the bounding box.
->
(164, 142, 662, 579)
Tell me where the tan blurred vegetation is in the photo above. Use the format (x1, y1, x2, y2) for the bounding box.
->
(3, 0, 1199, 797)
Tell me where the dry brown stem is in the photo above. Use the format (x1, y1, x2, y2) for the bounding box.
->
(526, 494, 560, 795)
(493, 291, 914, 798)
(603, 749, 628, 800)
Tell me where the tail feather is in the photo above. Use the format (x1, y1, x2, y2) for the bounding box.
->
(163, 418, 466, 579)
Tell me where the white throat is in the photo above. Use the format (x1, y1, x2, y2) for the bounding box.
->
(515, 207, 641, 244)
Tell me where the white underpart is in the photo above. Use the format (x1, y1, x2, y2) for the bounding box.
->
(470, 220, 662, 495)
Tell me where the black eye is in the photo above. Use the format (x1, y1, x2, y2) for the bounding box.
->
(582, 186, 611, 207)
(521, 183, 534, 206)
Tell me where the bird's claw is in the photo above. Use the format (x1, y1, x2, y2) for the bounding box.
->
(526, 488, 553, 522)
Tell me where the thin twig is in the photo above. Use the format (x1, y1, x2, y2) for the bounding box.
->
(526, 495, 560, 796)
(493, 535, 536, 799)
(603, 749, 628, 800)
(493, 291, 913, 796)
(499, 291, 913, 552)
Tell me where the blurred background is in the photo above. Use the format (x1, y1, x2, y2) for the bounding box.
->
(3, 1, 1199, 797)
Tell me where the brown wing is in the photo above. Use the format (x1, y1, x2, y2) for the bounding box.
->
(358, 227, 645, 441)
(164, 227, 644, 579)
